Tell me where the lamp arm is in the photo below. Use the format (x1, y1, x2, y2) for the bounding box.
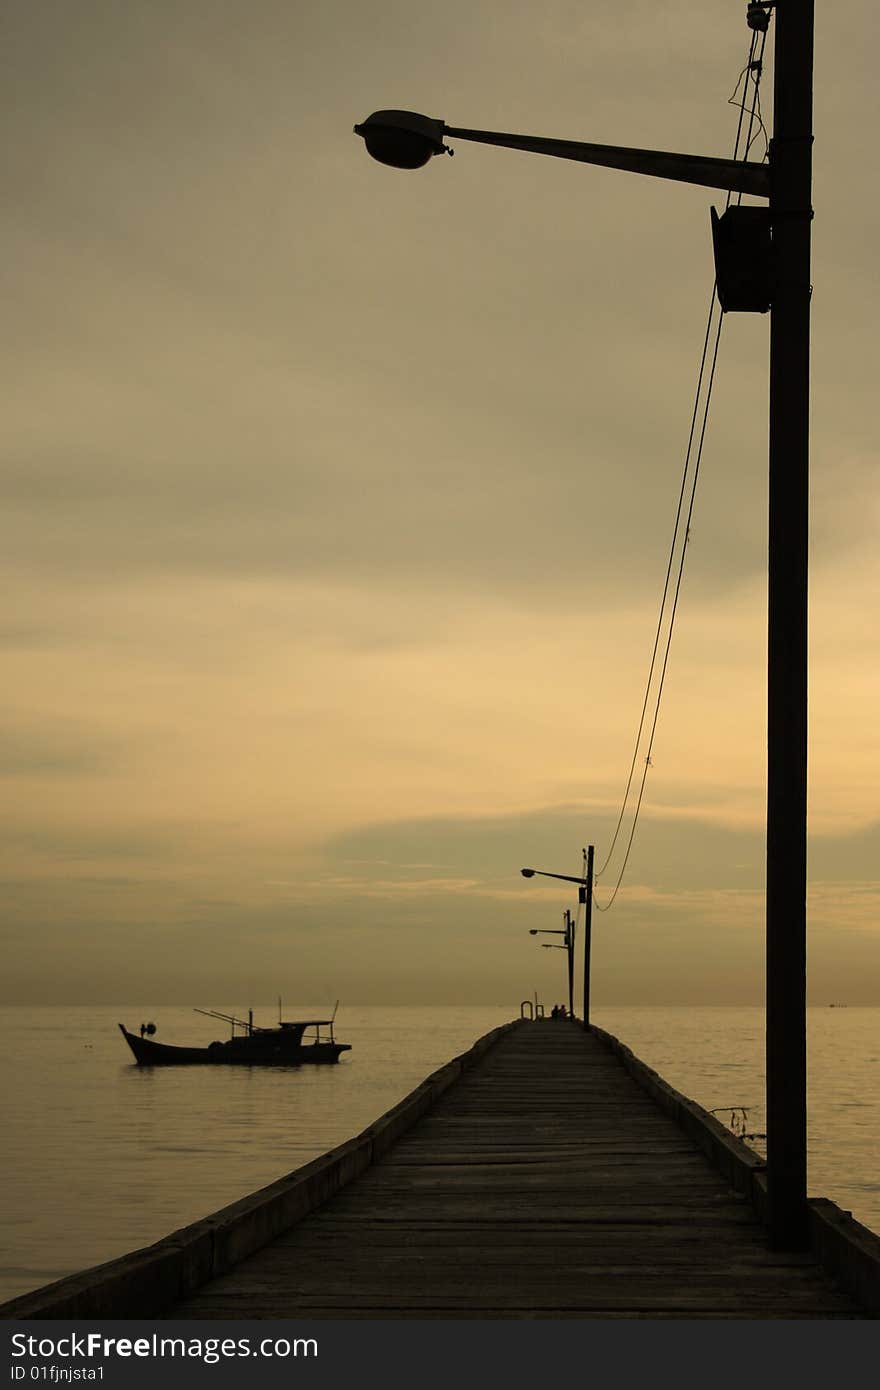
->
(523, 869, 589, 887)
(444, 126, 770, 198)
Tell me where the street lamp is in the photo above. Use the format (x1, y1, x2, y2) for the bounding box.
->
(528, 917, 574, 1020)
(353, 110, 769, 195)
(521, 848, 595, 1032)
(354, 1, 814, 1251)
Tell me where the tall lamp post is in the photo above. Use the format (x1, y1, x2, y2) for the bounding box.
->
(521, 852, 594, 1030)
(529, 912, 575, 1019)
(354, 0, 813, 1250)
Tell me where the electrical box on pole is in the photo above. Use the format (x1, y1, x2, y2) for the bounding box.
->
(711, 205, 772, 312)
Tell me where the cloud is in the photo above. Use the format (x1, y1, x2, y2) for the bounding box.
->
(322, 803, 880, 900)
(0, 717, 129, 778)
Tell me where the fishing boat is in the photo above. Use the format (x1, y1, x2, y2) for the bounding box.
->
(118, 1005, 350, 1067)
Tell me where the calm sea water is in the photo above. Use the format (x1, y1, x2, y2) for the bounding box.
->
(1, 1003, 877, 1305)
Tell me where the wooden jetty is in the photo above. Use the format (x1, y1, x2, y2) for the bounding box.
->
(168, 1022, 867, 1319)
(4, 1020, 879, 1320)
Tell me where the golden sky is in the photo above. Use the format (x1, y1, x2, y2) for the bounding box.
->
(4, 1, 878, 1005)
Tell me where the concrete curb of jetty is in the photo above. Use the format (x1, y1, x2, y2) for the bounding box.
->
(0, 1020, 521, 1321)
(591, 1023, 880, 1317)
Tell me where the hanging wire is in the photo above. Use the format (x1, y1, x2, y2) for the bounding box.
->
(596, 31, 760, 883)
(593, 21, 769, 911)
(595, 290, 720, 880)
(730, 46, 771, 164)
(740, 30, 771, 188)
(594, 323, 724, 912)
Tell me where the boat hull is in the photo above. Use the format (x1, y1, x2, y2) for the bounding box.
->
(118, 1025, 350, 1067)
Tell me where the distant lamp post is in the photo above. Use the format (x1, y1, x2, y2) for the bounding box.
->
(529, 914, 575, 1019)
(355, 0, 814, 1250)
(521, 849, 595, 1030)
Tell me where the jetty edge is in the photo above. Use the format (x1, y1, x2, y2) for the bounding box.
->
(0, 1021, 515, 1320)
(2, 1019, 880, 1319)
(590, 1025, 880, 1317)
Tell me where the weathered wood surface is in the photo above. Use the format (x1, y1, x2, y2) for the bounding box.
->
(170, 1024, 862, 1319)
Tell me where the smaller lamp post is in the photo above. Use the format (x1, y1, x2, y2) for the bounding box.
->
(529, 911, 574, 1019)
(521, 847, 595, 1029)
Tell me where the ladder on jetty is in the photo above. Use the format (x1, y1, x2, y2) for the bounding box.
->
(168, 1023, 864, 1320)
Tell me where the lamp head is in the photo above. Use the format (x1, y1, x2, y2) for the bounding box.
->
(354, 110, 448, 169)
(520, 868, 535, 878)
